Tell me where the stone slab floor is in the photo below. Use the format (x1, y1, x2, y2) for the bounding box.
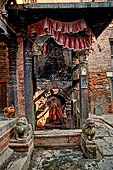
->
(29, 148, 113, 170)
(29, 118, 113, 170)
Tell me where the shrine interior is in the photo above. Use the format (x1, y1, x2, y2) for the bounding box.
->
(1, 1, 113, 130)
(33, 37, 80, 130)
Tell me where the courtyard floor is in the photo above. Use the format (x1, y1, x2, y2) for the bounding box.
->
(1, 115, 113, 170)
(29, 116, 113, 170)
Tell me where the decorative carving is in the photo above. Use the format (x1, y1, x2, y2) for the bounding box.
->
(33, 37, 80, 130)
(8, 38, 18, 108)
(32, 41, 42, 56)
(81, 118, 97, 158)
(34, 85, 72, 129)
(34, 38, 72, 80)
(15, 117, 32, 140)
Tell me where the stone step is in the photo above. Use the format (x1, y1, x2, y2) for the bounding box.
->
(34, 129, 82, 149)
(0, 143, 34, 170)
(0, 147, 14, 169)
(0, 117, 18, 155)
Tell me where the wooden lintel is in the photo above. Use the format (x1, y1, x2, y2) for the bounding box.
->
(0, 0, 8, 10)
(24, 2, 113, 9)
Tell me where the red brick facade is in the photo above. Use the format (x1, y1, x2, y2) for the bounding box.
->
(88, 23, 113, 114)
(0, 128, 14, 155)
(17, 34, 25, 117)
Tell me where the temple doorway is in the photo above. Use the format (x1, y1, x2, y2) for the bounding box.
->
(29, 17, 92, 130)
(33, 38, 79, 130)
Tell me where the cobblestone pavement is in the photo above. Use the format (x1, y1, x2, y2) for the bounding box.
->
(29, 118, 113, 170)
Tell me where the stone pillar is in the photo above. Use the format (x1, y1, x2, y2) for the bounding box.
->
(8, 38, 18, 115)
(79, 52, 88, 126)
(24, 37, 34, 127)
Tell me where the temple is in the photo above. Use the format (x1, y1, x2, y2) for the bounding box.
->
(0, 0, 112, 127)
(1, 0, 113, 168)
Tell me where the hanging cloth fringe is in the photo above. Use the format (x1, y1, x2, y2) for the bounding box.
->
(28, 17, 93, 50)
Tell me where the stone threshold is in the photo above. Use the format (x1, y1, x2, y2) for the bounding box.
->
(34, 129, 82, 136)
(34, 129, 82, 149)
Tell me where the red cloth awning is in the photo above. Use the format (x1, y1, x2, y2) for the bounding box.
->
(28, 17, 93, 50)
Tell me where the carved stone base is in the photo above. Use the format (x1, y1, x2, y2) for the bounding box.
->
(80, 136, 97, 158)
(9, 137, 34, 152)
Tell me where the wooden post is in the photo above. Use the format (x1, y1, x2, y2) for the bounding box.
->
(8, 37, 18, 116)
(79, 52, 88, 127)
(24, 37, 34, 127)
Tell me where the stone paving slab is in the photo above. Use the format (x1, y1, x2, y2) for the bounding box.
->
(101, 115, 113, 127)
(29, 149, 85, 170)
(29, 148, 113, 170)
(78, 159, 99, 170)
(29, 149, 101, 170)
(97, 157, 113, 170)
(104, 137, 113, 146)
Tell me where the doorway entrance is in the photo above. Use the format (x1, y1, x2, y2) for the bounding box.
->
(33, 38, 80, 130)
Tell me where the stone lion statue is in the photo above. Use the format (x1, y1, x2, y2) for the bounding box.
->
(15, 117, 32, 140)
(82, 118, 96, 141)
(81, 118, 97, 158)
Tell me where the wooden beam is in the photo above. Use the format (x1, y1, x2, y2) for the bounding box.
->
(1, 17, 16, 35)
(0, 0, 8, 10)
(24, 2, 113, 9)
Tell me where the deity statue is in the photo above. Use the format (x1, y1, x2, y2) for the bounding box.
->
(46, 96, 63, 125)
(82, 118, 96, 141)
(81, 118, 97, 158)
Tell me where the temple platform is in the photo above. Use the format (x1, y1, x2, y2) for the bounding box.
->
(0, 117, 18, 155)
(34, 129, 82, 149)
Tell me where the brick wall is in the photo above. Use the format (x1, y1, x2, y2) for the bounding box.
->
(88, 24, 113, 115)
(0, 129, 14, 155)
(17, 34, 25, 117)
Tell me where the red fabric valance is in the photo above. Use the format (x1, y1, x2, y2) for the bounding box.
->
(28, 18, 93, 50)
